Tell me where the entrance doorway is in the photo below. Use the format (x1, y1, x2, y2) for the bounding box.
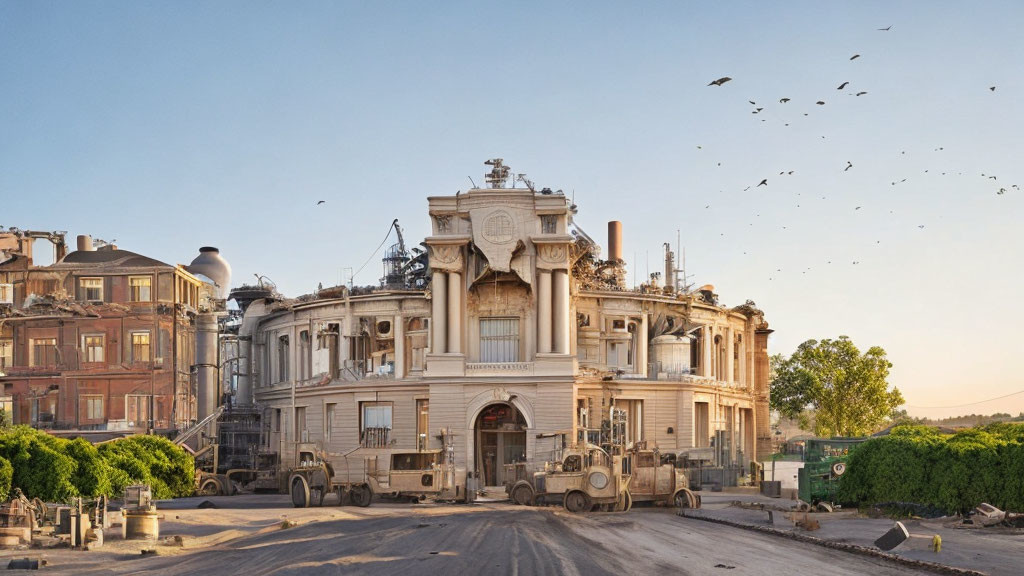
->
(475, 403, 526, 487)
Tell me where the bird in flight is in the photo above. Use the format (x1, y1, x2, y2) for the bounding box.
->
(779, 98, 790, 103)
(878, 25, 892, 31)
(757, 179, 768, 187)
(998, 188, 1007, 195)
(917, 225, 925, 229)
(317, 200, 326, 205)
(850, 54, 861, 60)
(837, 82, 850, 90)
(990, 86, 996, 91)
(708, 77, 732, 86)
(749, 100, 756, 105)
(845, 161, 853, 172)
(855, 91, 868, 96)
(816, 101, 825, 105)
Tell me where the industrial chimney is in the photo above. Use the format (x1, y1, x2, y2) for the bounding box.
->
(607, 221, 623, 262)
(664, 243, 675, 290)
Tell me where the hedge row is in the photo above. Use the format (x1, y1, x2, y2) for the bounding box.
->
(0, 426, 194, 502)
(837, 423, 1024, 514)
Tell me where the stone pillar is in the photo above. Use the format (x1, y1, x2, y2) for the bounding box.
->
(447, 271, 462, 354)
(431, 271, 447, 354)
(738, 335, 746, 387)
(537, 270, 552, 354)
(703, 326, 713, 378)
(552, 270, 570, 354)
(394, 316, 405, 379)
(638, 313, 648, 376)
(726, 326, 735, 383)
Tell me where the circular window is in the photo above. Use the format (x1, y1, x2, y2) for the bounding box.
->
(589, 471, 609, 490)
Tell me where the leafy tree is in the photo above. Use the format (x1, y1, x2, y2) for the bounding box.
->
(771, 336, 904, 437)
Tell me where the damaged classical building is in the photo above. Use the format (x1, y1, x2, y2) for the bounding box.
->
(0, 229, 230, 434)
(237, 159, 772, 494)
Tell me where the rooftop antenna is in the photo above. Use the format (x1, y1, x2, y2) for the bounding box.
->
(468, 176, 478, 188)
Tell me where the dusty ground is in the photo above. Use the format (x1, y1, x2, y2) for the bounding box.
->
(0, 493, 1017, 575)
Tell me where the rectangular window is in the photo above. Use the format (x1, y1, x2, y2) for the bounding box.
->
(131, 332, 151, 362)
(31, 338, 57, 367)
(0, 339, 12, 369)
(360, 401, 392, 448)
(129, 276, 152, 302)
(295, 406, 307, 442)
(0, 284, 12, 304)
(126, 395, 151, 428)
(416, 399, 429, 450)
(695, 402, 710, 448)
(298, 330, 310, 381)
(80, 277, 103, 301)
(84, 395, 104, 420)
(541, 214, 558, 234)
(479, 318, 520, 363)
(277, 335, 289, 382)
(82, 334, 105, 363)
(325, 403, 336, 443)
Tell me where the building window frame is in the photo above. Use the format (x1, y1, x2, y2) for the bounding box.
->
(0, 283, 13, 305)
(82, 394, 104, 420)
(360, 401, 393, 448)
(479, 317, 520, 363)
(30, 337, 58, 367)
(81, 333, 105, 364)
(0, 338, 12, 369)
(80, 277, 104, 302)
(416, 399, 429, 450)
(130, 331, 151, 363)
(129, 276, 152, 302)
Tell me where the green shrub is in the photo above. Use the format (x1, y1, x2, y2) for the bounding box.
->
(0, 427, 194, 502)
(838, 423, 1024, 514)
(0, 457, 12, 501)
(0, 426, 78, 502)
(98, 435, 194, 499)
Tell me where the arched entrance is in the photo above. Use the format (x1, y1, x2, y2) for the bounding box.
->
(475, 403, 527, 487)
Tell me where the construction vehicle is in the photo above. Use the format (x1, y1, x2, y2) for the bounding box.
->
(174, 405, 264, 496)
(624, 446, 701, 509)
(505, 441, 632, 513)
(288, 429, 462, 508)
(796, 437, 866, 511)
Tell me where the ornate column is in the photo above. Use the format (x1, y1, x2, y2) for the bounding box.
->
(447, 271, 462, 354)
(537, 270, 552, 354)
(726, 326, 735, 383)
(703, 326, 713, 378)
(534, 237, 572, 357)
(431, 271, 447, 354)
(552, 270, 570, 354)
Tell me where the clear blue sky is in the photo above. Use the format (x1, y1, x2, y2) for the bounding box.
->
(2, 2, 1022, 418)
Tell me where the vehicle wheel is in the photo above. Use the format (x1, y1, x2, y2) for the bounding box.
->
(200, 478, 222, 496)
(334, 487, 348, 506)
(563, 491, 591, 514)
(350, 484, 372, 508)
(511, 483, 534, 506)
(290, 475, 310, 508)
(674, 490, 697, 510)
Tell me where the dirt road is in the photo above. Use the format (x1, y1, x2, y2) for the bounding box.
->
(9, 496, 944, 576)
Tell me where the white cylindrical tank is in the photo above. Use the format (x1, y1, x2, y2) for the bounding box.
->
(188, 247, 232, 300)
(650, 334, 692, 374)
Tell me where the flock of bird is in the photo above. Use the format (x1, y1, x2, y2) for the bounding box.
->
(699, 25, 1015, 282)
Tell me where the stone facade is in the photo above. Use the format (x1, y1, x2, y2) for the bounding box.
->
(243, 162, 772, 493)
